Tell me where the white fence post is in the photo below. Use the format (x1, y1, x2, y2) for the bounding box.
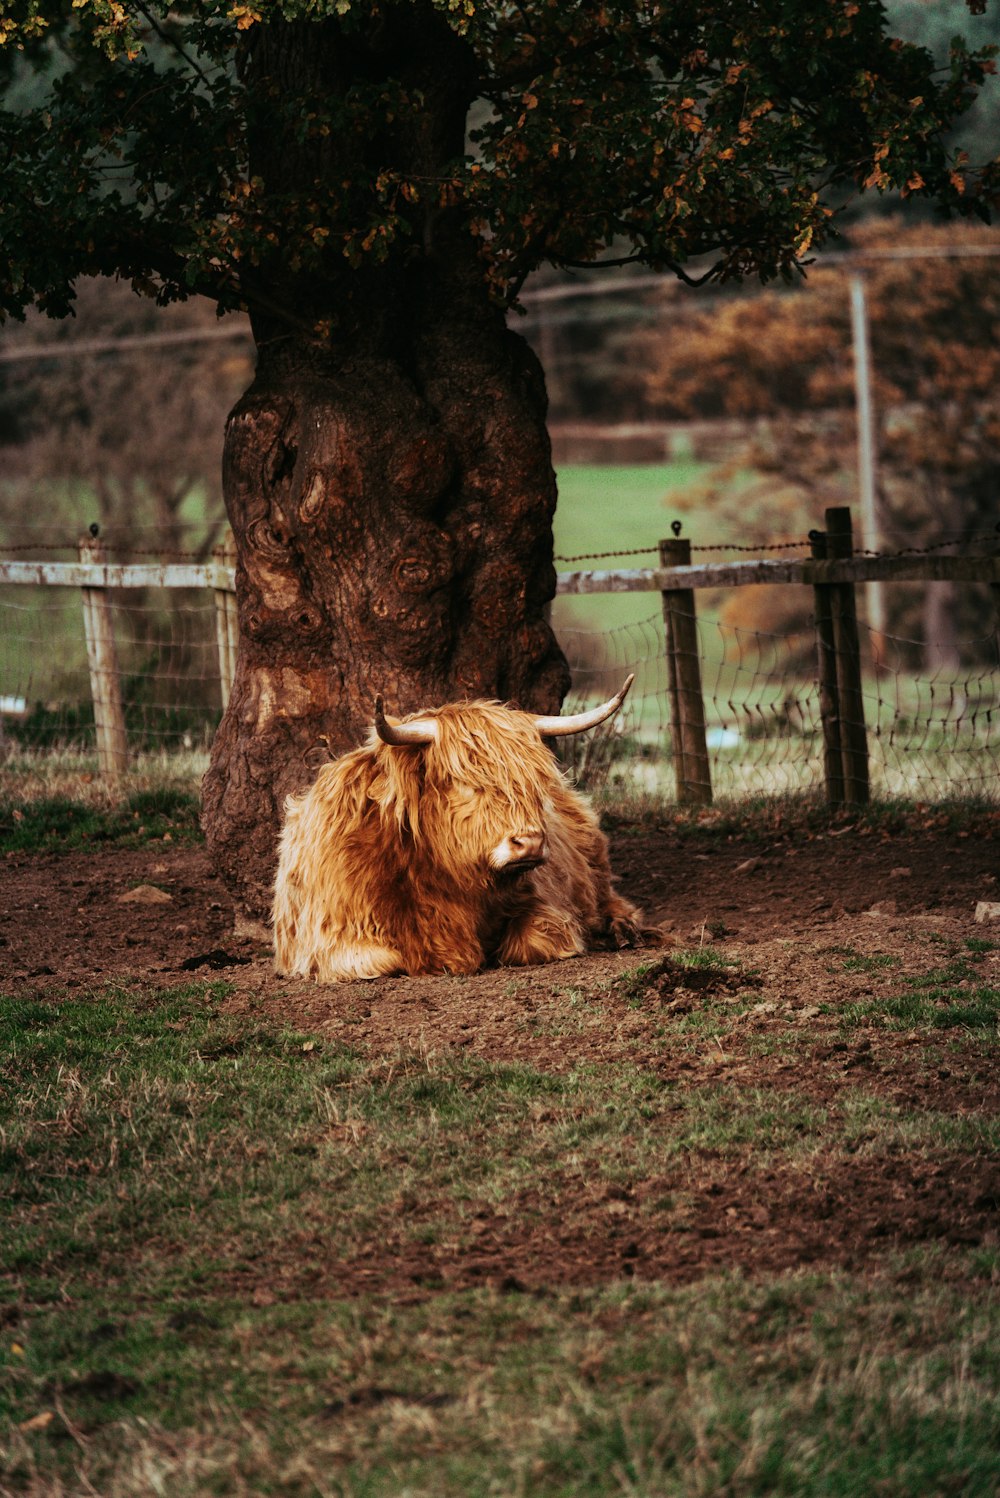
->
(214, 531, 239, 710)
(79, 531, 129, 779)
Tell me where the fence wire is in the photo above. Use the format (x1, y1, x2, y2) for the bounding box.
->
(558, 607, 999, 804)
(0, 585, 223, 754)
(1, 572, 998, 806)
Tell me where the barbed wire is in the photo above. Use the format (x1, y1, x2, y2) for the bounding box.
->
(555, 545, 660, 562)
(3, 529, 997, 565)
(0, 541, 219, 560)
(555, 529, 999, 565)
(2, 547, 995, 803)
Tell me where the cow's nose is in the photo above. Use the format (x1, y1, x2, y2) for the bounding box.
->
(509, 830, 546, 864)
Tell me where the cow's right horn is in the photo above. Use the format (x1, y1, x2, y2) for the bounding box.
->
(532, 674, 635, 738)
(374, 696, 438, 746)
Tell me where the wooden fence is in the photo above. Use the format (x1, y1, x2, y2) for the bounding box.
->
(1, 508, 997, 803)
(1, 530, 238, 779)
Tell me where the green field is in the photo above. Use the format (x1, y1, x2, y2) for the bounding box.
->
(553, 461, 708, 563)
(552, 460, 710, 639)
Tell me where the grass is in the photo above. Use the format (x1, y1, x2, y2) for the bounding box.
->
(840, 1092, 1000, 1152)
(0, 743, 210, 807)
(0, 786, 202, 853)
(603, 791, 999, 839)
(1, 742, 994, 861)
(840, 952, 901, 974)
(3, 980, 999, 1495)
(835, 941, 999, 1034)
(6, 1271, 999, 1497)
(553, 461, 708, 568)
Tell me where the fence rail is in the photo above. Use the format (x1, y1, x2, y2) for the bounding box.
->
(8, 551, 994, 597)
(557, 553, 1000, 593)
(1, 508, 997, 805)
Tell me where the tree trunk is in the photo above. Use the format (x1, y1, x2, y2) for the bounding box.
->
(201, 8, 570, 918)
(202, 310, 568, 917)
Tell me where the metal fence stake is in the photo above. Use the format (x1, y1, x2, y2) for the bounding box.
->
(659, 532, 712, 804)
(79, 533, 129, 779)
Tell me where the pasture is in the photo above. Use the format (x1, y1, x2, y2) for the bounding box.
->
(2, 789, 998, 1496)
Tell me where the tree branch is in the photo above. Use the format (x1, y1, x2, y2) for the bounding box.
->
(549, 253, 725, 286)
(135, 4, 213, 87)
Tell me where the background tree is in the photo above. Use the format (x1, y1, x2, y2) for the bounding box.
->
(0, 282, 251, 719)
(519, 0, 1000, 439)
(1, 0, 995, 914)
(0, 280, 250, 559)
(641, 217, 1000, 667)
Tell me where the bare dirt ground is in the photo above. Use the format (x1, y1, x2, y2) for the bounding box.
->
(2, 818, 998, 1295)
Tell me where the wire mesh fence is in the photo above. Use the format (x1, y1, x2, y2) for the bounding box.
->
(1, 530, 998, 806)
(557, 609, 999, 805)
(0, 584, 223, 755)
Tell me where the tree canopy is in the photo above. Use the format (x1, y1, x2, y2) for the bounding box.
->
(2, 0, 997, 332)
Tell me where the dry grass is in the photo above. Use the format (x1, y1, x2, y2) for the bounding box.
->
(2, 977, 999, 1496)
(0, 745, 208, 809)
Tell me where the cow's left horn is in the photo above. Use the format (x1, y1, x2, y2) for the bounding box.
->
(532, 674, 635, 738)
(373, 696, 438, 746)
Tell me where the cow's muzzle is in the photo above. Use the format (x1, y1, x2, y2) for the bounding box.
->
(490, 830, 548, 874)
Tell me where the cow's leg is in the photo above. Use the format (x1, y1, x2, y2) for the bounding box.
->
(274, 932, 404, 983)
(576, 835, 645, 948)
(595, 890, 644, 948)
(314, 942, 405, 982)
(496, 906, 586, 967)
(545, 794, 646, 950)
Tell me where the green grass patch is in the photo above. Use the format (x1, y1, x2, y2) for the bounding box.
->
(553, 461, 706, 566)
(550, 461, 709, 688)
(841, 1092, 1000, 1152)
(0, 787, 202, 852)
(838, 944, 999, 1034)
(664, 1083, 830, 1152)
(4, 983, 999, 1496)
(840, 952, 902, 975)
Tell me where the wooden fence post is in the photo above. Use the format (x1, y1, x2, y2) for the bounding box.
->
(659, 531, 712, 804)
(810, 527, 845, 807)
(826, 506, 870, 805)
(214, 531, 239, 710)
(812, 510, 872, 807)
(79, 531, 129, 779)
(991, 524, 1000, 668)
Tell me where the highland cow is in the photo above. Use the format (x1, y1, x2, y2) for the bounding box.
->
(273, 676, 648, 982)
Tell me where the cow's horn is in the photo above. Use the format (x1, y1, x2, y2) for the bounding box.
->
(373, 695, 438, 746)
(532, 674, 635, 738)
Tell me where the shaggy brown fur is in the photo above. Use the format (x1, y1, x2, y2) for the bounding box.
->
(273, 699, 647, 982)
